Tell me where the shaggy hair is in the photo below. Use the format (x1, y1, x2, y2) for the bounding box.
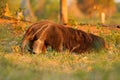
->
(21, 20, 53, 54)
(21, 20, 106, 54)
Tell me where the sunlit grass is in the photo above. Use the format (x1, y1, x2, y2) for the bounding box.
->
(0, 21, 120, 80)
(0, 50, 120, 80)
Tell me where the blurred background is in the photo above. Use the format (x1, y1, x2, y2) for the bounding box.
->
(0, 0, 120, 24)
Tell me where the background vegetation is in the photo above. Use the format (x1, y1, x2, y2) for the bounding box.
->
(0, 0, 120, 80)
(0, 22, 120, 80)
(0, 0, 119, 23)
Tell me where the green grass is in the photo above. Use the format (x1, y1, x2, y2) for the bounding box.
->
(0, 52, 120, 80)
(0, 22, 120, 80)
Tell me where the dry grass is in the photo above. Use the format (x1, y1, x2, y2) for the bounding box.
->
(0, 18, 120, 80)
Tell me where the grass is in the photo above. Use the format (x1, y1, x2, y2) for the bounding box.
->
(0, 21, 120, 80)
(69, 12, 120, 25)
(0, 52, 120, 80)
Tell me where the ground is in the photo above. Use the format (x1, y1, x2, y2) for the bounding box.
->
(0, 18, 120, 80)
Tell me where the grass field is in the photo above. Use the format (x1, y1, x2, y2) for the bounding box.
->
(0, 20, 120, 80)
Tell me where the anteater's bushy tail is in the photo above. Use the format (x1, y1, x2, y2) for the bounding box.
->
(90, 34, 106, 51)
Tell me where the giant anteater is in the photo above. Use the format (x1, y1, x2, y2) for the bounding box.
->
(21, 21, 106, 54)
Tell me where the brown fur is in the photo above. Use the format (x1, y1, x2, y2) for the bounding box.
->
(30, 23, 105, 54)
(21, 20, 54, 54)
(21, 20, 106, 54)
(31, 23, 65, 54)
